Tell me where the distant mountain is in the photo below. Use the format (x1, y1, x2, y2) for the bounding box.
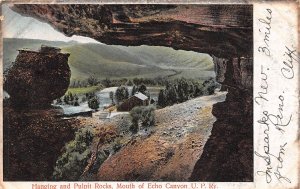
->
(3, 38, 215, 81)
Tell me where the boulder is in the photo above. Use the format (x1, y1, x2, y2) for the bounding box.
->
(4, 46, 70, 108)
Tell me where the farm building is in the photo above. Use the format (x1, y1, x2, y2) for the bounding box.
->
(117, 92, 149, 111)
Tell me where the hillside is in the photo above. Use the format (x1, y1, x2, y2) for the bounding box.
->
(4, 38, 215, 81)
(77, 91, 227, 180)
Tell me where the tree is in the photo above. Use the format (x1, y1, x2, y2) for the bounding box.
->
(68, 92, 74, 102)
(87, 74, 98, 86)
(138, 84, 147, 95)
(202, 78, 217, 95)
(86, 92, 96, 100)
(53, 126, 95, 181)
(115, 86, 129, 104)
(88, 97, 100, 111)
(56, 97, 62, 105)
(63, 95, 69, 104)
(101, 78, 111, 87)
(158, 89, 167, 108)
(193, 83, 203, 97)
(73, 99, 80, 106)
(131, 85, 138, 96)
(177, 78, 190, 102)
(126, 80, 134, 86)
(129, 105, 156, 133)
(81, 96, 87, 103)
(166, 85, 178, 105)
(109, 91, 114, 104)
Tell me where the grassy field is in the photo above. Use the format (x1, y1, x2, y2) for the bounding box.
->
(66, 86, 102, 95)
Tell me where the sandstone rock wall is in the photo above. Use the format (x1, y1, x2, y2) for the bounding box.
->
(190, 57, 253, 181)
(4, 47, 70, 108)
(3, 107, 77, 180)
(3, 46, 74, 180)
(12, 4, 253, 58)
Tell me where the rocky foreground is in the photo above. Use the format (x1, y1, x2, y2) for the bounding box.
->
(79, 92, 227, 181)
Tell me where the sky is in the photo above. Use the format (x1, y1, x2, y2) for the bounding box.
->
(2, 4, 99, 43)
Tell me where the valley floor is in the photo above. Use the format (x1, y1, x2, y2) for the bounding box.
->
(78, 91, 227, 181)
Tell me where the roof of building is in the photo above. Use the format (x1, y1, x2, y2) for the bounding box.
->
(134, 92, 148, 101)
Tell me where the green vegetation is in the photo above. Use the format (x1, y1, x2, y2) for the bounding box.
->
(66, 86, 102, 95)
(157, 78, 219, 108)
(115, 86, 129, 104)
(131, 85, 138, 96)
(130, 105, 156, 133)
(53, 126, 95, 181)
(88, 97, 100, 111)
(109, 91, 114, 104)
(158, 89, 167, 108)
(62, 92, 79, 106)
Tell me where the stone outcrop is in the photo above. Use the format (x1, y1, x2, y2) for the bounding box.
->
(11, 4, 253, 181)
(3, 107, 77, 180)
(12, 4, 252, 58)
(3, 45, 74, 181)
(4, 46, 70, 108)
(190, 57, 253, 181)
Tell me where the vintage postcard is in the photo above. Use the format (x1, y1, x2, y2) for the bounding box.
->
(0, 0, 298, 189)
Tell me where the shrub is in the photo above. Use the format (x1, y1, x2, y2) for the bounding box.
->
(87, 74, 98, 86)
(73, 99, 80, 106)
(63, 95, 69, 105)
(156, 78, 219, 108)
(53, 126, 95, 181)
(131, 85, 138, 96)
(81, 96, 87, 103)
(202, 78, 218, 95)
(129, 105, 156, 133)
(85, 92, 96, 100)
(157, 89, 167, 108)
(166, 85, 178, 105)
(109, 91, 114, 104)
(115, 86, 129, 104)
(88, 97, 100, 111)
(138, 84, 147, 94)
(56, 98, 62, 105)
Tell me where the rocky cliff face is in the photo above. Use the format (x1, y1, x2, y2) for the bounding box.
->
(3, 107, 77, 180)
(12, 4, 252, 58)
(4, 46, 70, 108)
(190, 57, 253, 181)
(3, 46, 75, 180)
(11, 4, 253, 181)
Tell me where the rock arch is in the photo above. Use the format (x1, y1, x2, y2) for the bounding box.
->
(12, 4, 253, 181)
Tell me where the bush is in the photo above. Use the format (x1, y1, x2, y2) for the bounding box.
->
(166, 84, 178, 105)
(157, 89, 167, 108)
(156, 78, 219, 108)
(73, 99, 80, 106)
(56, 98, 62, 105)
(88, 97, 100, 111)
(115, 86, 129, 104)
(81, 96, 87, 103)
(87, 74, 98, 86)
(129, 105, 156, 133)
(53, 126, 95, 181)
(138, 84, 147, 94)
(202, 78, 218, 95)
(131, 85, 138, 96)
(109, 91, 114, 104)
